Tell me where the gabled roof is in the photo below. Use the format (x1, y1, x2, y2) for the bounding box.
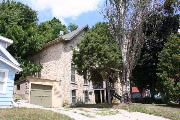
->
(0, 36, 13, 47)
(0, 45, 20, 66)
(62, 26, 88, 40)
(44, 25, 88, 49)
(0, 56, 22, 72)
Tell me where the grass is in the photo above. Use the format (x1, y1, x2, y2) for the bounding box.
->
(116, 103, 180, 120)
(0, 108, 73, 120)
(75, 103, 113, 108)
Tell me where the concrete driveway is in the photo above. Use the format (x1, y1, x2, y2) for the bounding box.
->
(15, 100, 170, 120)
(52, 107, 170, 120)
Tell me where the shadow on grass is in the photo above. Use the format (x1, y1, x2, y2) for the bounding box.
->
(156, 103, 180, 109)
(74, 103, 114, 108)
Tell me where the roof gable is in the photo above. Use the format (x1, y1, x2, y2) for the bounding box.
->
(62, 26, 88, 40)
(0, 45, 20, 66)
(44, 25, 88, 49)
(0, 36, 13, 47)
(0, 56, 22, 72)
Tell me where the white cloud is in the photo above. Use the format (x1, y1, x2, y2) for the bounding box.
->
(26, 0, 102, 22)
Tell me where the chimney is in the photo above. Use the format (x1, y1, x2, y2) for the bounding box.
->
(59, 31, 64, 36)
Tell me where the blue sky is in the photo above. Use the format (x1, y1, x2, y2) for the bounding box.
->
(17, 0, 105, 27)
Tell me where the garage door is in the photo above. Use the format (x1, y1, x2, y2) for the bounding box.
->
(30, 84, 52, 107)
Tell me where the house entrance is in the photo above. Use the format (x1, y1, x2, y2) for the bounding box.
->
(94, 90, 105, 103)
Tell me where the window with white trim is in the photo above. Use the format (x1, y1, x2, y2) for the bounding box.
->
(84, 71, 90, 85)
(84, 90, 89, 103)
(84, 79, 88, 85)
(0, 69, 8, 93)
(71, 63, 75, 83)
(72, 90, 76, 103)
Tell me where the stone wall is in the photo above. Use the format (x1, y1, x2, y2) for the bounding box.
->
(30, 30, 96, 106)
(14, 81, 29, 101)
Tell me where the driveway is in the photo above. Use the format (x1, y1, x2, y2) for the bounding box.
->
(51, 107, 170, 120)
(16, 100, 169, 120)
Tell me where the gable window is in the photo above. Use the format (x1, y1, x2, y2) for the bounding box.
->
(17, 84, 20, 90)
(71, 63, 75, 83)
(72, 90, 76, 103)
(0, 69, 8, 93)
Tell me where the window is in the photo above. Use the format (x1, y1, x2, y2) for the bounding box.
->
(84, 79, 88, 85)
(72, 90, 76, 103)
(71, 63, 75, 83)
(84, 71, 90, 85)
(84, 90, 89, 103)
(33, 71, 41, 78)
(0, 70, 8, 93)
(17, 84, 20, 90)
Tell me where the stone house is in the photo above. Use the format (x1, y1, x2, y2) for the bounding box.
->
(14, 26, 122, 107)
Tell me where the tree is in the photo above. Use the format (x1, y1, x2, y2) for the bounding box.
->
(38, 17, 68, 43)
(73, 22, 122, 104)
(104, 0, 153, 101)
(68, 23, 78, 32)
(0, 1, 69, 77)
(0, 0, 43, 76)
(132, 12, 178, 93)
(157, 34, 180, 102)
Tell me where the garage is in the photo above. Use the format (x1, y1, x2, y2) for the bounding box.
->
(30, 84, 52, 107)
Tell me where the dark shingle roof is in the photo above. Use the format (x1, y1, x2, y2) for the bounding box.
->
(62, 25, 88, 40)
(43, 25, 88, 49)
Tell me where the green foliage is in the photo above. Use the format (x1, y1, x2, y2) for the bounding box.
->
(38, 17, 68, 43)
(68, 23, 78, 32)
(164, 0, 175, 14)
(73, 22, 122, 83)
(0, 1, 68, 77)
(20, 59, 42, 77)
(0, 1, 42, 58)
(0, 1, 43, 76)
(132, 12, 178, 92)
(157, 34, 180, 101)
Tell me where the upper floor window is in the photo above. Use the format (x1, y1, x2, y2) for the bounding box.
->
(17, 84, 20, 90)
(84, 71, 90, 85)
(0, 69, 8, 93)
(84, 79, 88, 85)
(71, 63, 75, 83)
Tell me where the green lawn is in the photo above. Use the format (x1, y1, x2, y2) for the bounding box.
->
(0, 108, 73, 120)
(117, 103, 180, 120)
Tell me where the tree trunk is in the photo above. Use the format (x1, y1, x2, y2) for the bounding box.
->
(106, 80, 112, 104)
(121, 68, 131, 103)
(121, 34, 131, 103)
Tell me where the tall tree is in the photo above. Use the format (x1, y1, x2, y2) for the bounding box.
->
(131, 0, 179, 97)
(0, 0, 43, 76)
(104, 0, 153, 101)
(157, 34, 180, 102)
(68, 23, 78, 32)
(38, 17, 68, 43)
(73, 22, 122, 104)
(132, 12, 178, 93)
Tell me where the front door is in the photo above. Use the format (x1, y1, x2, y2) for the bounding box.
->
(94, 90, 105, 103)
